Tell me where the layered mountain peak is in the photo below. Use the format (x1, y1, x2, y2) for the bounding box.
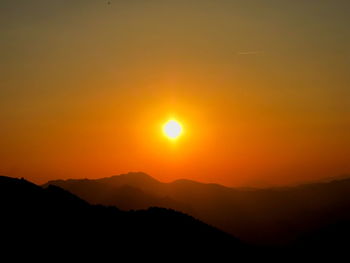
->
(108, 172, 160, 183)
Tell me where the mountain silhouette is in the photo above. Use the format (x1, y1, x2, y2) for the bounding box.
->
(46, 173, 192, 213)
(46, 172, 350, 246)
(1, 175, 248, 260)
(3, 174, 349, 259)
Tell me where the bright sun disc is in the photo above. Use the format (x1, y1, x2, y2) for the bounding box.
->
(163, 119, 183, 139)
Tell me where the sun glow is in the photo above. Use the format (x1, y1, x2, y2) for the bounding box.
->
(163, 119, 183, 140)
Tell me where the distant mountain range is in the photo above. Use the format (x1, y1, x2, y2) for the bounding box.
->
(2, 173, 350, 259)
(46, 172, 350, 246)
(0, 175, 246, 260)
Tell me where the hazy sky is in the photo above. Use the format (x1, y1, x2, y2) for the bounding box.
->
(1, 0, 349, 186)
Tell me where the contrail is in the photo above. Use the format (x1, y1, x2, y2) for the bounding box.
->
(237, 51, 265, 55)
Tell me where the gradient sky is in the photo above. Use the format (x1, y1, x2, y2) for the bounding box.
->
(1, 0, 349, 187)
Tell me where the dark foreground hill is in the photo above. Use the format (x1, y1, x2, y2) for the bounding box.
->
(0, 175, 248, 260)
(2, 175, 349, 260)
(47, 172, 350, 247)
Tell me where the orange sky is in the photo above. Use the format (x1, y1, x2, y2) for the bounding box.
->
(1, 1, 349, 186)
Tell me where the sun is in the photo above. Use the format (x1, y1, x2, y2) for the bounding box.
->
(163, 119, 183, 140)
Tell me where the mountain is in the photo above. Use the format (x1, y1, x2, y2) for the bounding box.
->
(0, 175, 248, 260)
(3, 174, 349, 259)
(45, 173, 192, 212)
(46, 172, 350, 246)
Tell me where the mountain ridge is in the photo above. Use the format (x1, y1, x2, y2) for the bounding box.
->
(0, 175, 247, 260)
(45, 172, 350, 246)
